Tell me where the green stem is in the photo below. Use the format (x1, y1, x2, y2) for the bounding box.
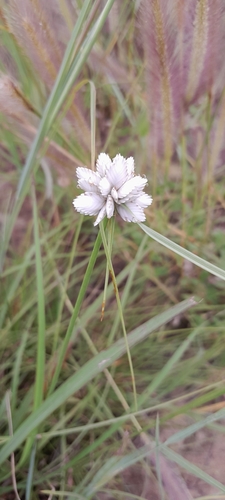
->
(101, 218, 114, 320)
(99, 220, 138, 411)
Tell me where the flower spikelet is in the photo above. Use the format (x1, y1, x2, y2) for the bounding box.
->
(73, 153, 153, 225)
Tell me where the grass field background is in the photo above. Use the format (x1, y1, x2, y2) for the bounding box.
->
(1, 1, 225, 499)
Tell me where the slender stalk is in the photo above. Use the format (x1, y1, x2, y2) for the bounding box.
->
(180, 134, 187, 242)
(99, 220, 138, 411)
(107, 234, 148, 346)
(32, 185, 46, 411)
(101, 219, 114, 321)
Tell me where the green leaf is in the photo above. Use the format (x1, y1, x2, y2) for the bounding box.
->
(139, 223, 225, 281)
(20, 187, 46, 463)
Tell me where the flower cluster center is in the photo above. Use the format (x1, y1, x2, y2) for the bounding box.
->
(110, 187, 118, 202)
(73, 152, 153, 225)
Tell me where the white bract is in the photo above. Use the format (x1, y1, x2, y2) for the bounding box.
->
(73, 153, 152, 226)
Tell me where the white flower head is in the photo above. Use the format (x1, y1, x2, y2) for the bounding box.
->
(73, 153, 153, 226)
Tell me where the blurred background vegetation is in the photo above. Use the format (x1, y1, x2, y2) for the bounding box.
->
(1, 0, 225, 498)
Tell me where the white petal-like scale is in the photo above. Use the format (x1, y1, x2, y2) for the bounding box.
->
(125, 201, 146, 222)
(96, 153, 112, 177)
(94, 205, 107, 226)
(126, 157, 134, 178)
(77, 167, 100, 186)
(98, 176, 111, 196)
(117, 176, 147, 200)
(117, 202, 146, 222)
(107, 154, 128, 189)
(116, 204, 133, 222)
(78, 178, 99, 193)
(134, 193, 153, 208)
(106, 195, 114, 218)
(111, 186, 118, 202)
(73, 193, 104, 216)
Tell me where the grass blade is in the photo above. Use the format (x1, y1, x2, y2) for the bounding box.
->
(11, 332, 28, 414)
(0, 297, 195, 466)
(165, 406, 225, 446)
(161, 445, 225, 493)
(31, 185, 46, 411)
(137, 322, 202, 409)
(25, 443, 37, 500)
(139, 223, 225, 280)
(20, 186, 46, 464)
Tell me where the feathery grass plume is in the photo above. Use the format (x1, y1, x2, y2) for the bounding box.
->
(208, 91, 225, 175)
(89, 47, 132, 91)
(196, 0, 224, 98)
(0, 74, 78, 182)
(57, 0, 76, 33)
(107, 0, 119, 33)
(185, 0, 224, 103)
(141, 0, 225, 167)
(0, 35, 17, 80)
(36, 0, 71, 47)
(0, 73, 36, 120)
(15, 121, 79, 182)
(184, 1, 225, 174)
(2, 0, 91, 149)
(185, 0, 209, 102)
(3, 0, 64, 88)
(141, 0, 182, 165)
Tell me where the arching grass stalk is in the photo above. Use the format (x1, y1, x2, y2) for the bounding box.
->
(107, 235, 148, 346)
(99, 219, 138, 411)
(138, 223, 225, 280)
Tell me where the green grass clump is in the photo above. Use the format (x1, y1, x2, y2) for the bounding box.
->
(1, 1, 225, 499)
